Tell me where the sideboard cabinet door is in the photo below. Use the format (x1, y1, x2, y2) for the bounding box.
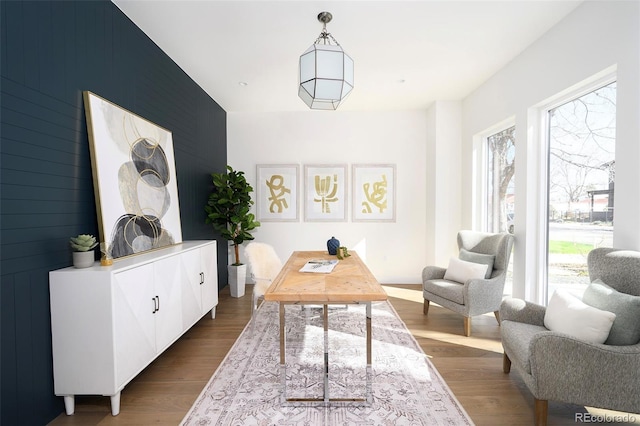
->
(179, 248, 204, 328)
(113, 264, 157, 387)
(152, 254, 187, 352)
(199, 242, 218, 317)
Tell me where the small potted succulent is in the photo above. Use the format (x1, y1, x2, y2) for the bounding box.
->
(70, 234, 98, 268)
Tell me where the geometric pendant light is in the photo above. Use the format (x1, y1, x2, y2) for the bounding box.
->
(298, 12, 354, 110)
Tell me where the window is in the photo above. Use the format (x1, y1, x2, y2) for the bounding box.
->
(546, 81, 616, 301)
(486, 125, 515, 294)
(487, 126, 515, 234)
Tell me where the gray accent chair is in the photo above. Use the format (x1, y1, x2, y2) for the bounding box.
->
(500, 247, 640, 426)
(422, 230, 514, 336)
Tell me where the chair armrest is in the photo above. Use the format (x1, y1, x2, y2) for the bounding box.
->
(422, 266, 446, 281)
(464, 276, 507, 316)
(499, 297, 546, 327)
(530, 333, 640, 410)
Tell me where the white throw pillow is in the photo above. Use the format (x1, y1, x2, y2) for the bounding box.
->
(459, 249, 495, 279)
(443, 257, 489, 284)
(544, 289, 616, 344)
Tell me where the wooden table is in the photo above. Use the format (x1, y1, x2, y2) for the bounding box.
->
(264, 250, 387, 405)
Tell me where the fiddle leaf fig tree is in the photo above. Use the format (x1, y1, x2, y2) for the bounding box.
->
(205, 165, 260, 265)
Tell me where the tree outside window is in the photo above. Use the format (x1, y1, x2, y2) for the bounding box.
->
(487, 125, 515, 295)
(547, 81, 615, 300)
(487, 126, 515, 234)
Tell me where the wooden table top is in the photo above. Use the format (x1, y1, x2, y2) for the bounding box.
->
(263, 251, 387, 303)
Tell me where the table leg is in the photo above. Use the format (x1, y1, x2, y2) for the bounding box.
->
(323, 304, 329, 404)
(279, 303, 286, 404)
(366, 302, 373, 403)
(279, 302, 372, 406)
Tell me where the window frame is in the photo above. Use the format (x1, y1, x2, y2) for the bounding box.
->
(472, 118, 515, 233)
(531, 70, 617, 304)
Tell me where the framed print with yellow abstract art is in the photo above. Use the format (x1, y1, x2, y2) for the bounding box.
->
(352, 164, 396, 222)
(256, 164, 299, 222)
(304, 164, 347, 222)
(83, 91, 183, 260)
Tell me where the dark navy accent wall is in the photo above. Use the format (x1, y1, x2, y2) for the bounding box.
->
(0, 1, 227, 424)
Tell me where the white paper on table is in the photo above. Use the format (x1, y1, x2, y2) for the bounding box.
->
(299, 259, 339, 274)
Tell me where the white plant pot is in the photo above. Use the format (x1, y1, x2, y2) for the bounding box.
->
(73, 251, 95, 269)
(228, 264, 247, 298)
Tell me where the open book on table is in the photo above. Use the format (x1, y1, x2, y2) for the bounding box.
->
(299, 259, 339, 274)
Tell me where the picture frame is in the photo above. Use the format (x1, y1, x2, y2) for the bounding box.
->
(352, 164, 396, 222)
(83, 91, 183, 260)
(304, 164, 347, 222)
(255, 164, 300, 222)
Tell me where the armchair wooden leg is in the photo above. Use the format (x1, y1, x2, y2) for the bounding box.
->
(502, 353, 511, 373)
(534, 398, 548, 426)
(423, 300, 430, 315)
(463, 317, 471, 336)
(494, 310, 501, 325)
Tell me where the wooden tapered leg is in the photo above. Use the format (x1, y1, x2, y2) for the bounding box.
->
(463, 317, 471, 336)
(494, 310, 501, 324)
(423, 300, 430, 315)
(534, 398, 548, 426)
(503, 353, 511, 373)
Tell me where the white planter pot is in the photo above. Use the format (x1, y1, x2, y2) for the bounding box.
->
(228, 264, 247, 298)
(73, 251, 95, 269)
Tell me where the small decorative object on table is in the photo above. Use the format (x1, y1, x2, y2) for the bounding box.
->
(69, 234, 98, 269)
(336, 246, 351, 260)
(327, 236, 340, 255)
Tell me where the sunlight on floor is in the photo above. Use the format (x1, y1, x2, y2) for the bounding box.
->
(381, 284, 424, 303)
(382, 285, 504, 355)
(410, 328, 504, 355)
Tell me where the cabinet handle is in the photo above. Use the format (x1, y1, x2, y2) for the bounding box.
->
(152, 297, 157, 314)
(156, 295, 160, 312)
(200, 272, 204, 285)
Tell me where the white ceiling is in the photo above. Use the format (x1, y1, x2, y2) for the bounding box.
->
(112, 0, 582, 113)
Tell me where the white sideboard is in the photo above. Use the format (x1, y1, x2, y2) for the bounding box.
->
(49, 240, 218, 416)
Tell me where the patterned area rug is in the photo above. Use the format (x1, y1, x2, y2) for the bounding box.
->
(182, 301, 473, 425)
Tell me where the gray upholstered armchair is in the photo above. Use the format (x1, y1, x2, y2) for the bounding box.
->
(422, 230, 514, 336)
(500, 248, 640, 426)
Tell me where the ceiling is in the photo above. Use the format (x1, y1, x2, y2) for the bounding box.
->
(112, 0, 582, 113)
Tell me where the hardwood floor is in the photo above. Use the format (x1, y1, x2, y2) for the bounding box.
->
(49, 284, 637, 425)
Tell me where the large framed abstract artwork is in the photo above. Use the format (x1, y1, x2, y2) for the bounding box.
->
(83, 91, 183, 260)
(256, 164, 299, 222)
(303, 164, 347, 222)
(352, 164, 396, 222)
